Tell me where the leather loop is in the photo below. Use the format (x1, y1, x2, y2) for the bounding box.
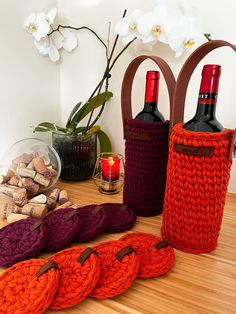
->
(116, 245, 136, 262)
(77, 248, 97, 265)
(155, 241, 169, 250)
(121, 55, 176, 139)
(171, 40, 236, 143)
(36, 261, 59, 278)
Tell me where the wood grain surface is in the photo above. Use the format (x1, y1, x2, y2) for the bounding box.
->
(0, 180, 236, 314)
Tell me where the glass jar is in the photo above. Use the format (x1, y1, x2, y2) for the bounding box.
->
(52, 132, 97, 181)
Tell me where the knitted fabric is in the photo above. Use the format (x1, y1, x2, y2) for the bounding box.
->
(44, 208, 83, 252)
(123, 119, 169, 216)
(0, 258, 59, 314)
(162, 123, 233, 253)
(48, 247, 101, 310)
(102, 203, 136, 233)
(120, 232, 175, 278)
(90, 240, 139, 299)
(0, 218, 48, 267)
(74, 205, 111, 242)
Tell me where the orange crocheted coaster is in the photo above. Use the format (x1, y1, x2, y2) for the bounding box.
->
(90, 240, 139, 299)
(0, 258, 59, 314)
(120, 232, 175, 278)
(48, 247, 101, 310)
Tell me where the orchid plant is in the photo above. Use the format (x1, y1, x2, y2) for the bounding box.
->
(24, 1, 206, 152)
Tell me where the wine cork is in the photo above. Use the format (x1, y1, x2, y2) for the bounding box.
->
(59, 190, 69, 205)
(8, 175, 21, 186)
(0, 184, 19, 197)
(29, 194, 47, 204)
(33, 156, 48, 175)
(46, 197, 56, 210)
(55, 201, 72, 210)
(27, 161, 35, 170)
(21, 203, 48, 218)
(34, 173, 50, 187)
(7, 213, 28, 224)
(18, 178, 40, 194)
(13, 188, 28, 207)
(0, 203, 15, 219)
(16, 167, 36, 179)
(70, 203, 79, 209)
(18, 163, 26, 169)
(0, 175, 10, 184)
(6, 168, 15, 178)
(49, 188, 60, 201)
(12, 153, 33, 165)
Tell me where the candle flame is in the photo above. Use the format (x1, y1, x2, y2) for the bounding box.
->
(108, 157, 114, 166)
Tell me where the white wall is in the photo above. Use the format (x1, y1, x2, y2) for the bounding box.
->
(0, 0, 60, 157)
(58, 0, 236, 192)
(0, 0, 235, 192)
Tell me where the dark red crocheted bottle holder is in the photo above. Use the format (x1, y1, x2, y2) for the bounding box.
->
(162, 40, 236, 253)
(121, 55, 176, 216)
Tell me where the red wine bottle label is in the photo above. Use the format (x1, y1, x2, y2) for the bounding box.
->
(198, 92, 217, 104)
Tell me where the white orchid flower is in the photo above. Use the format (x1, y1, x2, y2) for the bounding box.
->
(114, 10, 142, 45)
(34, 33, 62, 62)
(24, 8, 57, 41)
(167, 16, 205, 57)
(59, 28, 78, 52)
(137, 2, 181, 45)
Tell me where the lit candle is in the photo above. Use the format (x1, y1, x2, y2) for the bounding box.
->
(101, 156, 120, 181)
(101, 155, 120, 191)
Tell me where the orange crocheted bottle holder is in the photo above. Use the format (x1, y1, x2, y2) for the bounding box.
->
(161, 40, 236, 254)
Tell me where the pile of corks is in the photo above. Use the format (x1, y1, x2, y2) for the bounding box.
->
(0, 151, 73, 224)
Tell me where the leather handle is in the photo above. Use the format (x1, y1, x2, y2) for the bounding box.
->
(171, 40, 236, 131)
(121, 55, 176, 139)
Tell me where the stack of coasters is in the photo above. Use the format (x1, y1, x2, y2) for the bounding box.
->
(90, 240, 139, 299)
(0, 218, 48, 267)
(74, 205, 111, 242)
(0, 259, 59, 313)
(44, 208, 83, 252)
(120, 232, 175, 278)
(48, 247, 101, 309)
(102, 203, 136, 233)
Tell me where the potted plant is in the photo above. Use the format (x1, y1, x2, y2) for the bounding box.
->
(24, 4, 205, 180)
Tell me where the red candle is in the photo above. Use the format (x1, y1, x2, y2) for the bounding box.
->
(101, 156, 120, 182)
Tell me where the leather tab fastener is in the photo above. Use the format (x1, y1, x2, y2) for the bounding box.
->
(125, 130, 151, 141)
(116, 245, 136, 262)
(36, 261, 59, 278)
(92, 205, 103, 216)
(77, 248, 97, 265)
(31, 219, 45, 231)
(64, 209, 79, 221)
(229, 128, 236, 160)
(155, 241, 169, 250)
(174, 143, 214, 157)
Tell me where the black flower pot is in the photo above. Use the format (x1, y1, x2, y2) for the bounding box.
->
(52, 132, 97, 181)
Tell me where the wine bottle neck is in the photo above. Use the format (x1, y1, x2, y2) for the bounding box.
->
(143, 101, 158, 112)
(144, 71, 159, 103)
(194, 66, 220, 121)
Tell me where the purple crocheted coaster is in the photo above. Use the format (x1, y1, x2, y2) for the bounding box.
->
(102, 203, 136, 233)
(44, 208, 83, 252)
(74, 205, 111, 242)
(0, 218, 48, 267)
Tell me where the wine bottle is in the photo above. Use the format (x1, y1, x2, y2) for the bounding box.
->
(183, 64, 224, 132)
(135, 71, 165, 122)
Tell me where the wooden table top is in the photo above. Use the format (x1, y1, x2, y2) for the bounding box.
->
(0, 179, 236, 314)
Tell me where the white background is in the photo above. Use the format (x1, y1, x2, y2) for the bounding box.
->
(0, 0, 235, 192)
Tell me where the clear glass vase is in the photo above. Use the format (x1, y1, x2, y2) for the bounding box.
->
(52, 132, 97, 181)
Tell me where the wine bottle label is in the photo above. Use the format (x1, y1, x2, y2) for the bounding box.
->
(198, 92, 217, 104)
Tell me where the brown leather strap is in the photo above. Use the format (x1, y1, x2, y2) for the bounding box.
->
(121, 55, 176, 139)
(171, 40, 236, 134)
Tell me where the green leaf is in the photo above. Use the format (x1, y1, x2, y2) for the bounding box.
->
(97, 130, 112, 153)
(33, 122, 67, 133)
(68, 91, 113, 130)
(73, 127, 86, 134)
(66, 101, 82, 128)
(87, 125, 101, 135)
